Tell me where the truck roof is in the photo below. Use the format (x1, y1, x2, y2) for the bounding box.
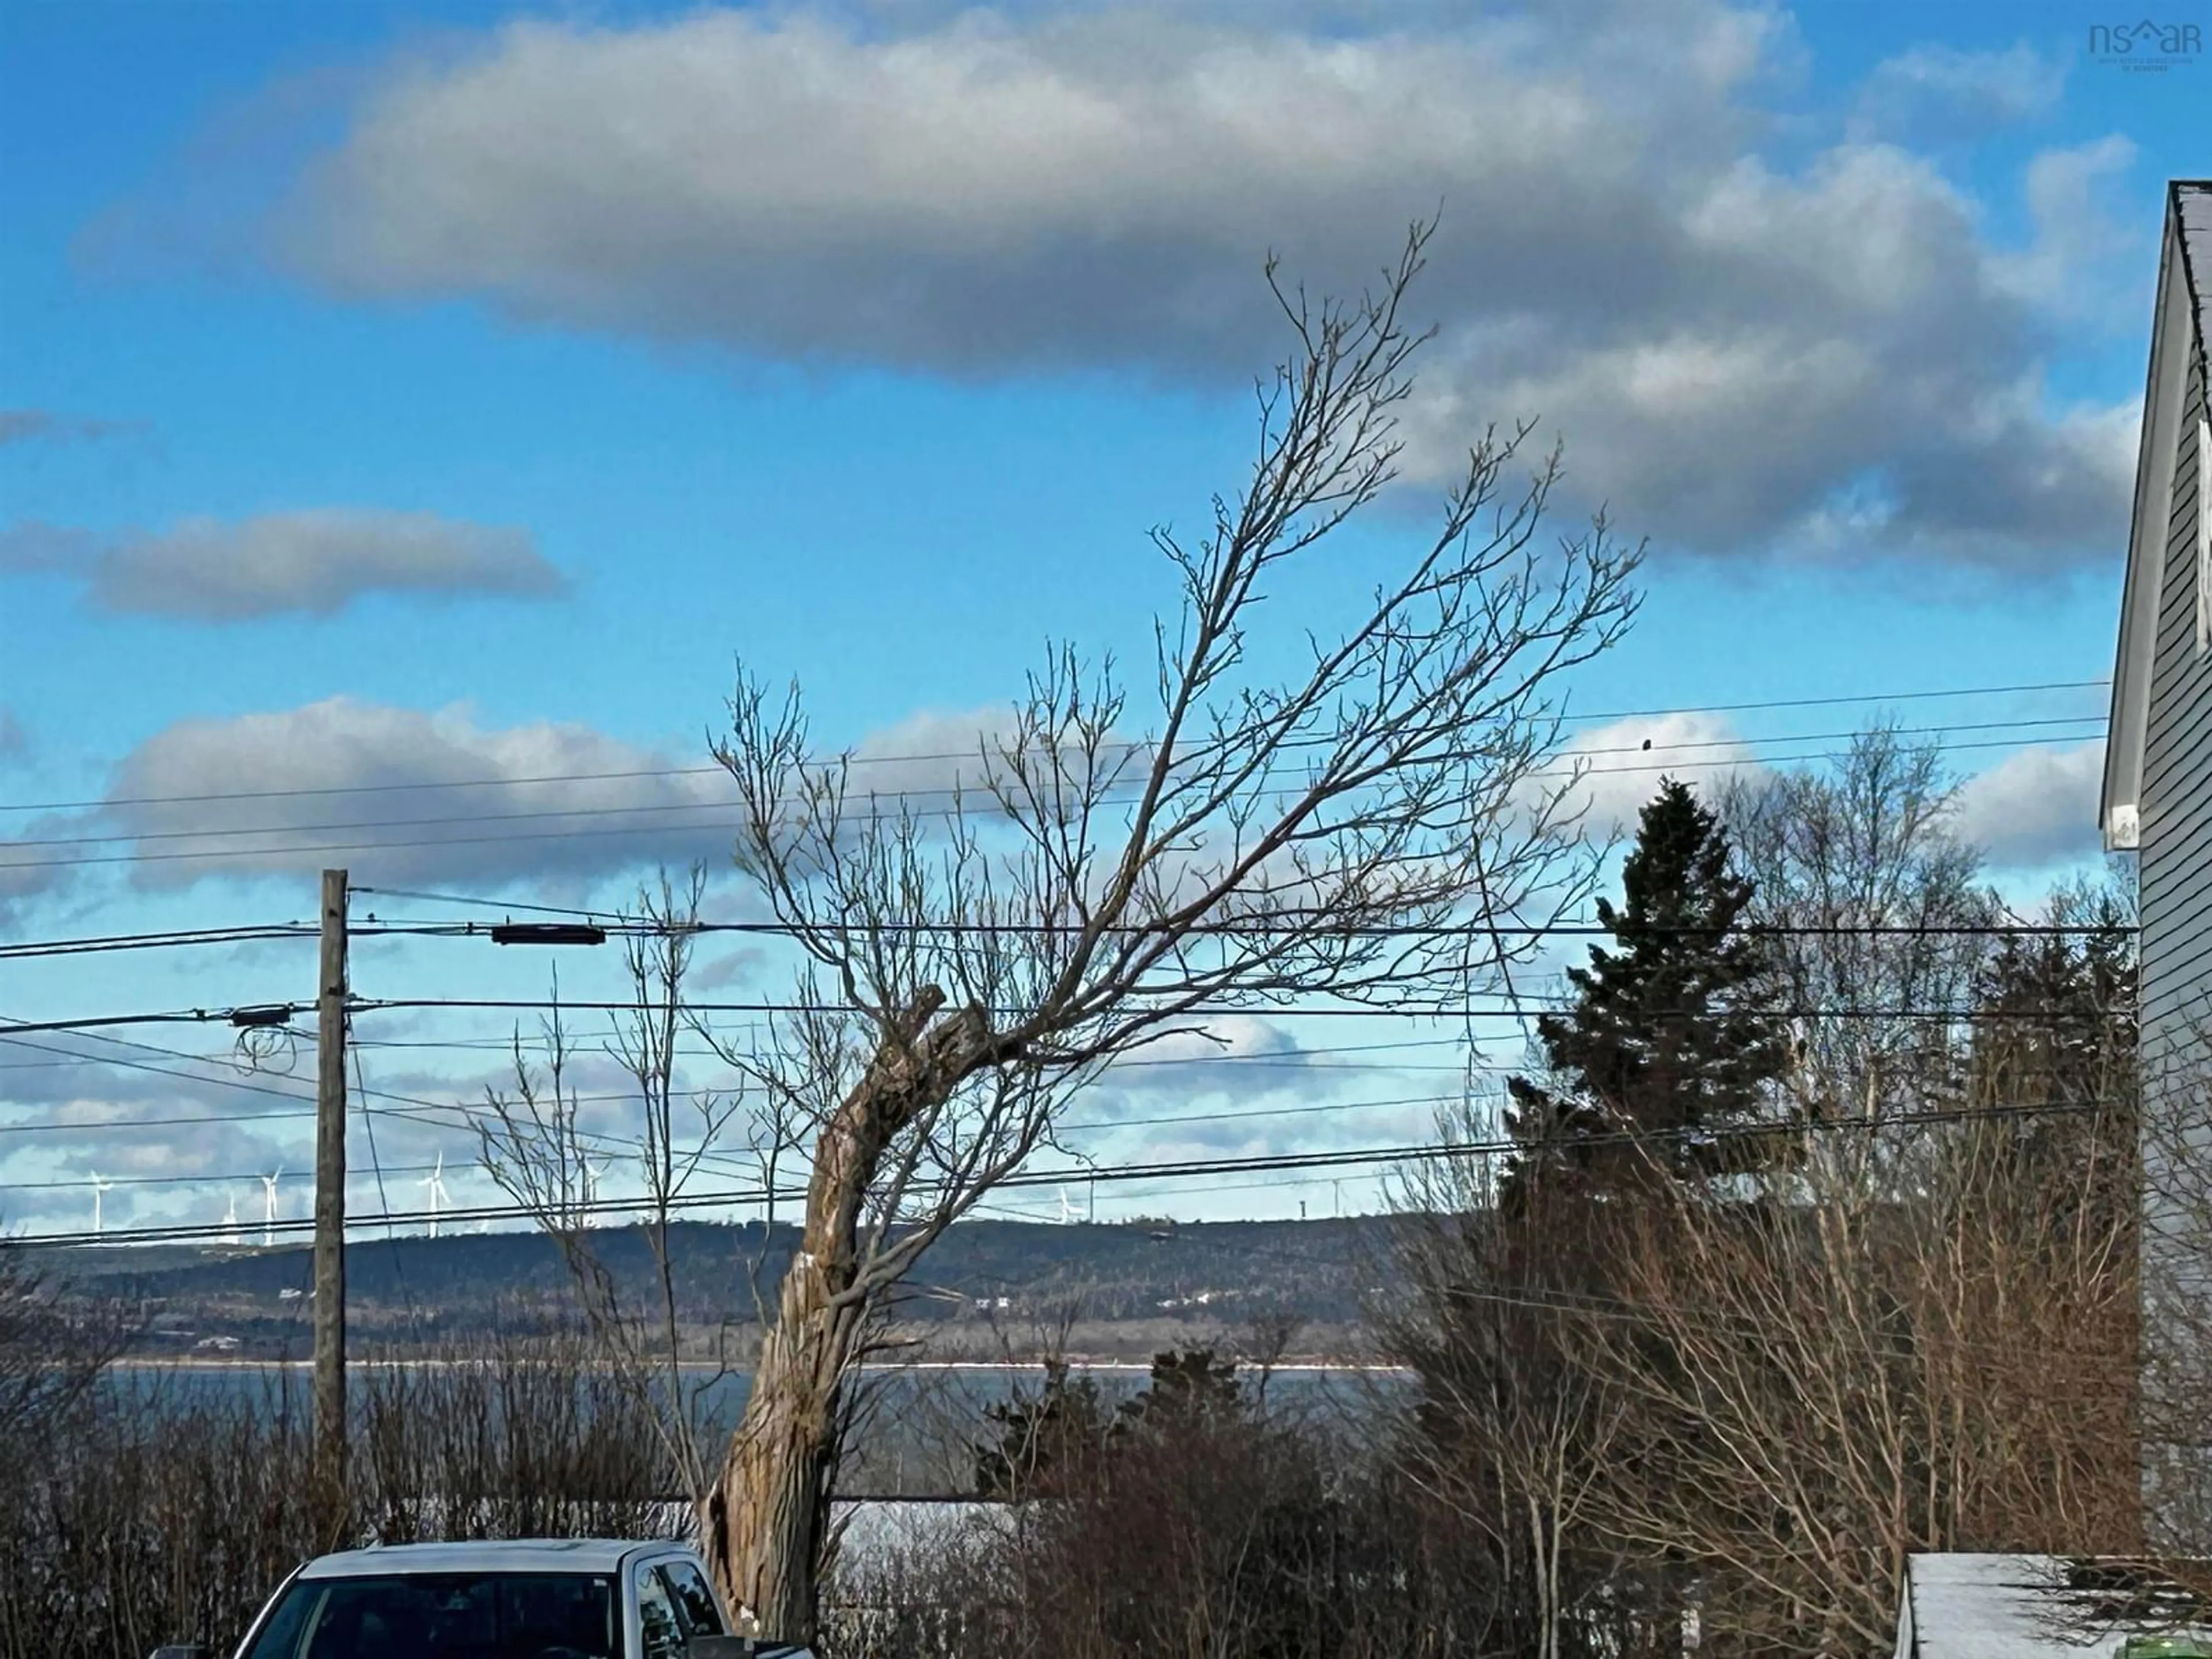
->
(297, 1539, 689, 1579)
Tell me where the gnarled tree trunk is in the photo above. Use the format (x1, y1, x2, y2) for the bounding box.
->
(707, 990, 986, 1642)
(706, 1244, 863, 1643)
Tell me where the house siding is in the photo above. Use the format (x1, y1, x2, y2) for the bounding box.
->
(2140, 347, 2210, 1539)
(2142, 351, 2210, 1046)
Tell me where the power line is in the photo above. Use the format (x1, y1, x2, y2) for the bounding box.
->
(0, 923, 317, 960)
(5, 1030, 1486, 1075)
(340, 1031, 1468, 1062)
(0, 982, 2125, 1054)
(0, 1007, 278, 1037)
(357, 887, 636, 922)
(0, 911, 2135, 967)
(0, 1022, 2131, 1160)
(0, 1086, 1473, 1190)
(0, 1105, 318, 1137)
(350, 994, 2100, 1024)
(0, 714, 2104, 854)
(415, 915, 2122, 940)
(0, 1158, 452, 1192)
(8, 1029, 1479, 1102)
(0, 1029, 657, 1169)
(0, 729, 2105, 874)
(0, 921, 474, 962)
(0, 679, 2111, 818)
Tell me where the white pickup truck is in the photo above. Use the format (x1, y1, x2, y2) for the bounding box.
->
(147, 1539, 811, 1659)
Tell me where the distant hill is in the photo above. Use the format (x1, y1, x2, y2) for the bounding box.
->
(47, 1215, 1404, 1361)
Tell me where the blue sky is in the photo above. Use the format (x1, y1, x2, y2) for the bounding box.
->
(1, 0, 2203, 1240)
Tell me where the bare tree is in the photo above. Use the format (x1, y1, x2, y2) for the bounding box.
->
(1384, 1121, 1640, 1659)
(0, 1238, 129, 1446)
(478, 869, 743, 1524)
(1719, 724, 2001, 1130)
(1532, 873, 2137, 1653)
(1387, 862, 2148, 1657)
(1233, 1306, 1308, 1412)
(702, 222, 1642, 1640)
(1553, 1085, 2141, 1657)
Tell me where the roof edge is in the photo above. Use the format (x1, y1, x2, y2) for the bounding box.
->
(2102, 185, 2203, 850)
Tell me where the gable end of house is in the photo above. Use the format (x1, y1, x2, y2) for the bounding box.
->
(2105, 180, 2212, 854)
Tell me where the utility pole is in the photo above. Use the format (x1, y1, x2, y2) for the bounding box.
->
(312, 868, 349, 1539)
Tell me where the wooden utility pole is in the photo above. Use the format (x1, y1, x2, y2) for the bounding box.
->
(312, 868, 349, 1538)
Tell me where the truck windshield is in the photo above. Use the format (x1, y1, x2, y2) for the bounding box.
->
(241, 1572, 618, 1659)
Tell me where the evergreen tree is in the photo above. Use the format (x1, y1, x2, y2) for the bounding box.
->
(1965, 872, 2137, 1186)
(1969, 876, 2136, 1111)
(1116, 1348, 1243, 1434)
(974, 1348, 1247, 1499)
(1503, 777, 1787, 1207)
(973, 1358, 1111, 1499)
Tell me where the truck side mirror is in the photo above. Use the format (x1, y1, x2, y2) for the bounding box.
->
(684, 1639, 755, 1659)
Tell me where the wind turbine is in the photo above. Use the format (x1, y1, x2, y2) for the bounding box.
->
(1057, 1187, 1075, 1226)
(261, 1168, 282, 1249)
(223, 1192, 242, 1247)
(583, 1158, 609, 1227)
(418, 1153, 449, 1238)
(89, 1171, 115, 1238)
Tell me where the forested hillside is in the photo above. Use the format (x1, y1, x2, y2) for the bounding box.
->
(54, 1215, 1394, 1359)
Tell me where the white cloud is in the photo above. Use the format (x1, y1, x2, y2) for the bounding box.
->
(1549, 712, 1760, 838)
(1069, 1012, 1368, 1133)
(0, 698, 732, 901)
(847, 707, 1040, 800)
(0, 697, 1033, 910)
(174, 2, 2140, 567)
(1993, 136, 2142, 321)
(1849, 43, 2065, 143)
(0, 509, 565, 620)
(1111, 1014, 1304, 1073)
(1950, 738, 2104, 869)
(0, 1040, 319, 1231)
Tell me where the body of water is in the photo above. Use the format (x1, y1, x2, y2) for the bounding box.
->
(99, 1361, 1410, 1494)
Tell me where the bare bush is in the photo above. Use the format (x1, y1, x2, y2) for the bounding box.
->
(358, 1325, 684, 1544)
(0, 1237, 130, 1445)
(478, 869, 744, 1535)
(826, 1361, 1503, 1659)
(0, 1368, 319, 1659)
(1571, 1100, 2137, 1656)
(1382, 823, 2146, 1656)
(0, 1328, 678, 1659)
